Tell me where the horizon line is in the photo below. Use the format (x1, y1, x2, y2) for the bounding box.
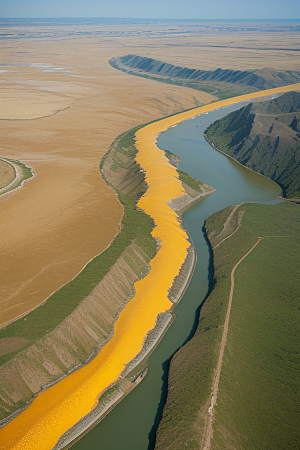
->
(1, 17, 300, 21)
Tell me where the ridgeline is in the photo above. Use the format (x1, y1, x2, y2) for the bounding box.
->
(110, 54, 300, 100)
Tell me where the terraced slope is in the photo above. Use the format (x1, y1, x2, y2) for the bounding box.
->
(110, 55, 300, 99)
(154, 202, 300, 450)
(205, 91, 300, 198)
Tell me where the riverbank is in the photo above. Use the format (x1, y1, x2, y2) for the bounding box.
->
(52, 160, 217, 449)
(203, 134, 282, 193)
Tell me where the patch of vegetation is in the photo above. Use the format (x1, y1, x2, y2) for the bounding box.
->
(164, 149, 181, 167)
(207, 205, 235, 238)
(155, 202, 300, 450)
(98, 383, 121, 405)
(212, 203, 300, 450)
(11, 159, 32, 181)
(177, 169, 202, 191)
(163, 150, 202, 191)
(0, 158, 33, 195)
(164, 149, 179, 159)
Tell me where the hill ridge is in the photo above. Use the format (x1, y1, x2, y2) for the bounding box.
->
(111, 54, 300, 91)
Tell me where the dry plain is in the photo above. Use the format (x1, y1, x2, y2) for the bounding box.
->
(1, 21, 299, 327)
(0, 18, 299, 449)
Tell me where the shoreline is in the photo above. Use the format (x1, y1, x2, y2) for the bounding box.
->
(51, 168, 223, 450)
(1, 83, 299, 450)
(203, 134, 283, 196)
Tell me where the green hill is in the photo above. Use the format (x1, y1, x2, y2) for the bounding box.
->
(154, 202, 300, 450)
(205, 91, 300, 198)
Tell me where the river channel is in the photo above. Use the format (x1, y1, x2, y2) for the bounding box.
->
(72, 102, 281, 450)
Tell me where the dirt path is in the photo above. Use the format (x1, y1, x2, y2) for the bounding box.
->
(201, 237, 262, 450)
(201, 234, 289, 449)
(213, 207, 245, 250)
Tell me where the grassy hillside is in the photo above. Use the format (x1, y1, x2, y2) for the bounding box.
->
(205, 91, 300, 198)
(154, 202, 300, 450)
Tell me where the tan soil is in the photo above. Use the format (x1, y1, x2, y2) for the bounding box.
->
(0, 160, 15, 189)
(0, 29, 216, 327)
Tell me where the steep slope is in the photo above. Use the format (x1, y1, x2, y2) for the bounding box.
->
(205, 91, 300, 198)
(110, 55, 300, 99)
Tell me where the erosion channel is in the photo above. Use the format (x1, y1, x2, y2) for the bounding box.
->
(72, 102, 281, 450)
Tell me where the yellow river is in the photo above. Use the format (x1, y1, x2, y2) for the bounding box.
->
(1, 83, 299, 450)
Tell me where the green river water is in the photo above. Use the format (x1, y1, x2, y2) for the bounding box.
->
(72, 102, 281, 450)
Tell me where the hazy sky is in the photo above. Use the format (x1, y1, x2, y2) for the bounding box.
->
(1, 0, 299, 20)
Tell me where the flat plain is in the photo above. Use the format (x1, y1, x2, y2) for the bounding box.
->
(1, 20, 298, 326)
(0, 160, 15, 189)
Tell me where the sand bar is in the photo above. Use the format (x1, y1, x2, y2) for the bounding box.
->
(0, 83, 299, 450)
